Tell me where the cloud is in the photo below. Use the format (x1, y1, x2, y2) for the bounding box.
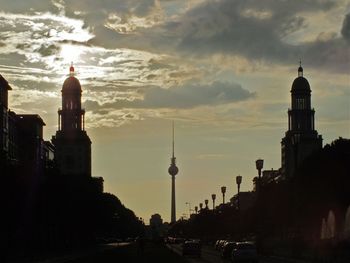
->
(0, 0, 59, 14)
(81, 0, 349, 73)
(84, 81, 254, 111)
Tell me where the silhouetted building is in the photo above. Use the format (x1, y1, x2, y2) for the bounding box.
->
(262, 168, 281, 184)
(0, 75, 11, 171)
(150, 213, 163, 227)
(1, 75, 47, 176)
(52, 65, 91, 177)
(149, 214, 167, 240)
(16, 114, 46, 177)
(230, 191, 255, 211)
(281, 64, 322, 178)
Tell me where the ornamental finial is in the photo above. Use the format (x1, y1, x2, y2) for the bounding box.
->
(69, 62, 74, 76)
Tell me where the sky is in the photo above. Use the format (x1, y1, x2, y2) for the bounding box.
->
(0, 0, 349, 223)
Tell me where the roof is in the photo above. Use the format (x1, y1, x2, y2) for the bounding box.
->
(16, 114, 46, 126)
(0, 74, 12, 90)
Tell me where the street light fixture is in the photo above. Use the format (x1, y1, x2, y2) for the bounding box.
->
(221, 186, 226, 204)
(205, 199, 209, 209)
(195, 206, 198, 214)
(211, 194, 216, 210)
(236, 175, 242, 211)
(199, 203, 203, 211)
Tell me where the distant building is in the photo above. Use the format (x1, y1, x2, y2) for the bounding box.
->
(281, 64, 322, 178)
(52, 65, 91, 178)
(150, 214, 163, 227)
(149, 214, 166, 240)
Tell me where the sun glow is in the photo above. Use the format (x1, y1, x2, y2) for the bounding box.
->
(60, 44, 86, 65)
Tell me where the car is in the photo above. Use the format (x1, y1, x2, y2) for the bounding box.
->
(231, 242, 258, 263)
(221, 241, 237, 259)
(182, 240, 201, 257)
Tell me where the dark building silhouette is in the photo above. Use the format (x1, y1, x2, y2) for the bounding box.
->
(16, 114, 46, 177)
(1, 75, 48, 176)
(281, 64, 322, 178)
(52, 65, 91, 177)
(150, 213, 163, 227)
(0, 75, 12, 170)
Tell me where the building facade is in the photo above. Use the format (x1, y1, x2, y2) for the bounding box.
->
(52, 65, 91, 177)
(281, 65, 322, 178)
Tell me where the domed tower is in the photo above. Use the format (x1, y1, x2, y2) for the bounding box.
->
(168, 122, 179, 223)
(281, 63, 322, 178)
(52, 65, 91, 177)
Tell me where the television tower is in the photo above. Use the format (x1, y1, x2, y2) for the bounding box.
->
(168, 121, 179, 223)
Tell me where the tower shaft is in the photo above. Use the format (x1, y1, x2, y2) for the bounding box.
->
(171, 175, 176, 223)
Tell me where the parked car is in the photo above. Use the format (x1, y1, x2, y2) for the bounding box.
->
(231, 242, 258, 263)
(221, 242, 237, 259)
(182, 240, 201, 257)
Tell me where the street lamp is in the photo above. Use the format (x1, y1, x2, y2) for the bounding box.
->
(205, 199, 209, 209)
(199, 203, 203, 211)
(255, 159, 264, 192)
(211, 194, 216, 210)
(221, 186, 226, 204)
(195, 206, 198, 214)
(236, 175, 242, 211)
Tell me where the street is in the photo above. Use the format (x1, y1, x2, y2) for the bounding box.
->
(167, 244, 313, 263)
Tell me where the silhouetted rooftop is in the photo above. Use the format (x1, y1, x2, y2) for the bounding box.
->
(0, 74, 12, 90)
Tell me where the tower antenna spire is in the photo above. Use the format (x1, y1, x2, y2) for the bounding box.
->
(172, 121, 175, 158)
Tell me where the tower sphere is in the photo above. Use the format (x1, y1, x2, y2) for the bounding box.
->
(168, 165, 179, 176)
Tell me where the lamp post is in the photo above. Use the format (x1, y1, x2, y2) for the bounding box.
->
(236, 175, 242, 211)
(211, 194, 216, 210)
(185, 202, 191, 217)
(205, 199, 209, 209)
(221, 186, 226, 204)
(199, 203, 203, 211)
(255, 159, 264, 193)
(195, 206, 198, 214)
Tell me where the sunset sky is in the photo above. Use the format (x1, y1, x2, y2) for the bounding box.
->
(0, 0, 349, 223)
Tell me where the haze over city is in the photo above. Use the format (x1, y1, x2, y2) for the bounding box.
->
(0, 0, 349, 223)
